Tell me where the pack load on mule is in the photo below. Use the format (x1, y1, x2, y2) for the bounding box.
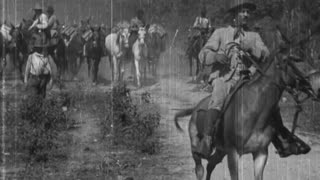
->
(0, 23, 12, 42)
(174, 0, 320, 180)
(148, 23, 167, 52)
(148, 24, 166, 38)
(82, 29, 93, 42)
(61, 25, 77, 37)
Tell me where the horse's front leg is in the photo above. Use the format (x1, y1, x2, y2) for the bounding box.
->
(87, 57, 91, 79)
(227, 149, 240, 180)
(196, 56, 200, 77)
(134, 58, 141, 87)
(108, 55, 114, 82)
(253, 149, 268, 180)
(189, 54, 193, 77)
(143, 59, 147, 83)
(112, 56, 118, 82)
(93, 57, 101, 84)
(206, 149, 226, 180)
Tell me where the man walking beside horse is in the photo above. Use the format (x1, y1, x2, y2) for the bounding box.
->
(196, 0, 310, 159)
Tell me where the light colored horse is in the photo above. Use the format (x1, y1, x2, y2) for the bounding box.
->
(132, 26, 148, 87)
(105, 26, 130, 82)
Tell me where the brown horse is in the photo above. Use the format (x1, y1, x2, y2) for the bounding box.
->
(174, 50, 319, 180)
(147, 24, 167, 78)
(86, 26, 103, 84)
(186, 27, 214, 78)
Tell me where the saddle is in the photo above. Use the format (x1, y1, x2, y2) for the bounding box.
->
(197, 76, 250, 112)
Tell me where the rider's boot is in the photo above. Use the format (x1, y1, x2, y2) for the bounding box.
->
(271, 109, 311, 157)
(196, 109, 220, 159)
(272, 126, 311, 158)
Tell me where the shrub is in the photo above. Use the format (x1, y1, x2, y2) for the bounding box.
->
(102, 84, 161, 154)
(17, 95, 70, 163)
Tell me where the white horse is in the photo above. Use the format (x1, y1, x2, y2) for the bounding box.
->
(105, 25, 130, 82)
(132, 26, 148, 87)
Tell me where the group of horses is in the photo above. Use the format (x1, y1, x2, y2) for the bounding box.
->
(177, 27, 320, 179)
(0, 18, 167, 87)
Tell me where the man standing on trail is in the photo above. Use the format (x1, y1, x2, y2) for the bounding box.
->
(196, 0, 311, 158)
(24, 35, 52, 98)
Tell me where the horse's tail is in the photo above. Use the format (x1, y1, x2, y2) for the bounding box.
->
(174, 108, 194, 132)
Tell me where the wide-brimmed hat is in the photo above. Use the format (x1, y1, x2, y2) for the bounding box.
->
(34, 3, 43, 10)
(228, 0, 256, 14)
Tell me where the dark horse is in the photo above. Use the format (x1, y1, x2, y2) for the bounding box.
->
(62, 20, 91, 80)
(186, 28, 214, 78)
(0, 32, 11, 77)
(48, 30, 67, 80)
(147, 24, 167, 78)
(86, 26, 103, 85)
(8, 21, 32, 81)
(174, 47, 319, 180)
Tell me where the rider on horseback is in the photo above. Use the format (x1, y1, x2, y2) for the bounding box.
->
(28, 3, 49, 53)
(197, 0, 310, 159)
(187, 7, 211, 52)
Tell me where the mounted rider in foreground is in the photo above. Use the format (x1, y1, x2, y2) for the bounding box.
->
(196, 0, 311, 159)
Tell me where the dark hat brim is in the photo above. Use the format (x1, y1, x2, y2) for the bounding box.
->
(228, 3, 256, 14)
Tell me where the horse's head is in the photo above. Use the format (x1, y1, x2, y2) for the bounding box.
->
(274, 54, 319, 100)
(305, 70, 320, 100)
(137, 26, 147, 45)
(90, 26, 101, 48)
(118, 27, 130, 48)
(20, 19, 33, 32)
(9, 24, 23, 48)
(80, 18, 91, 33)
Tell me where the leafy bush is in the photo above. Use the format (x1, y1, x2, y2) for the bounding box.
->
(17, 95, 70, 163)
(102, 84, 161, 154)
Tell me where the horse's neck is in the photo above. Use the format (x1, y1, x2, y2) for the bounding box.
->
(251, 59, 284, 100)
(116, 33, 125, 50)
